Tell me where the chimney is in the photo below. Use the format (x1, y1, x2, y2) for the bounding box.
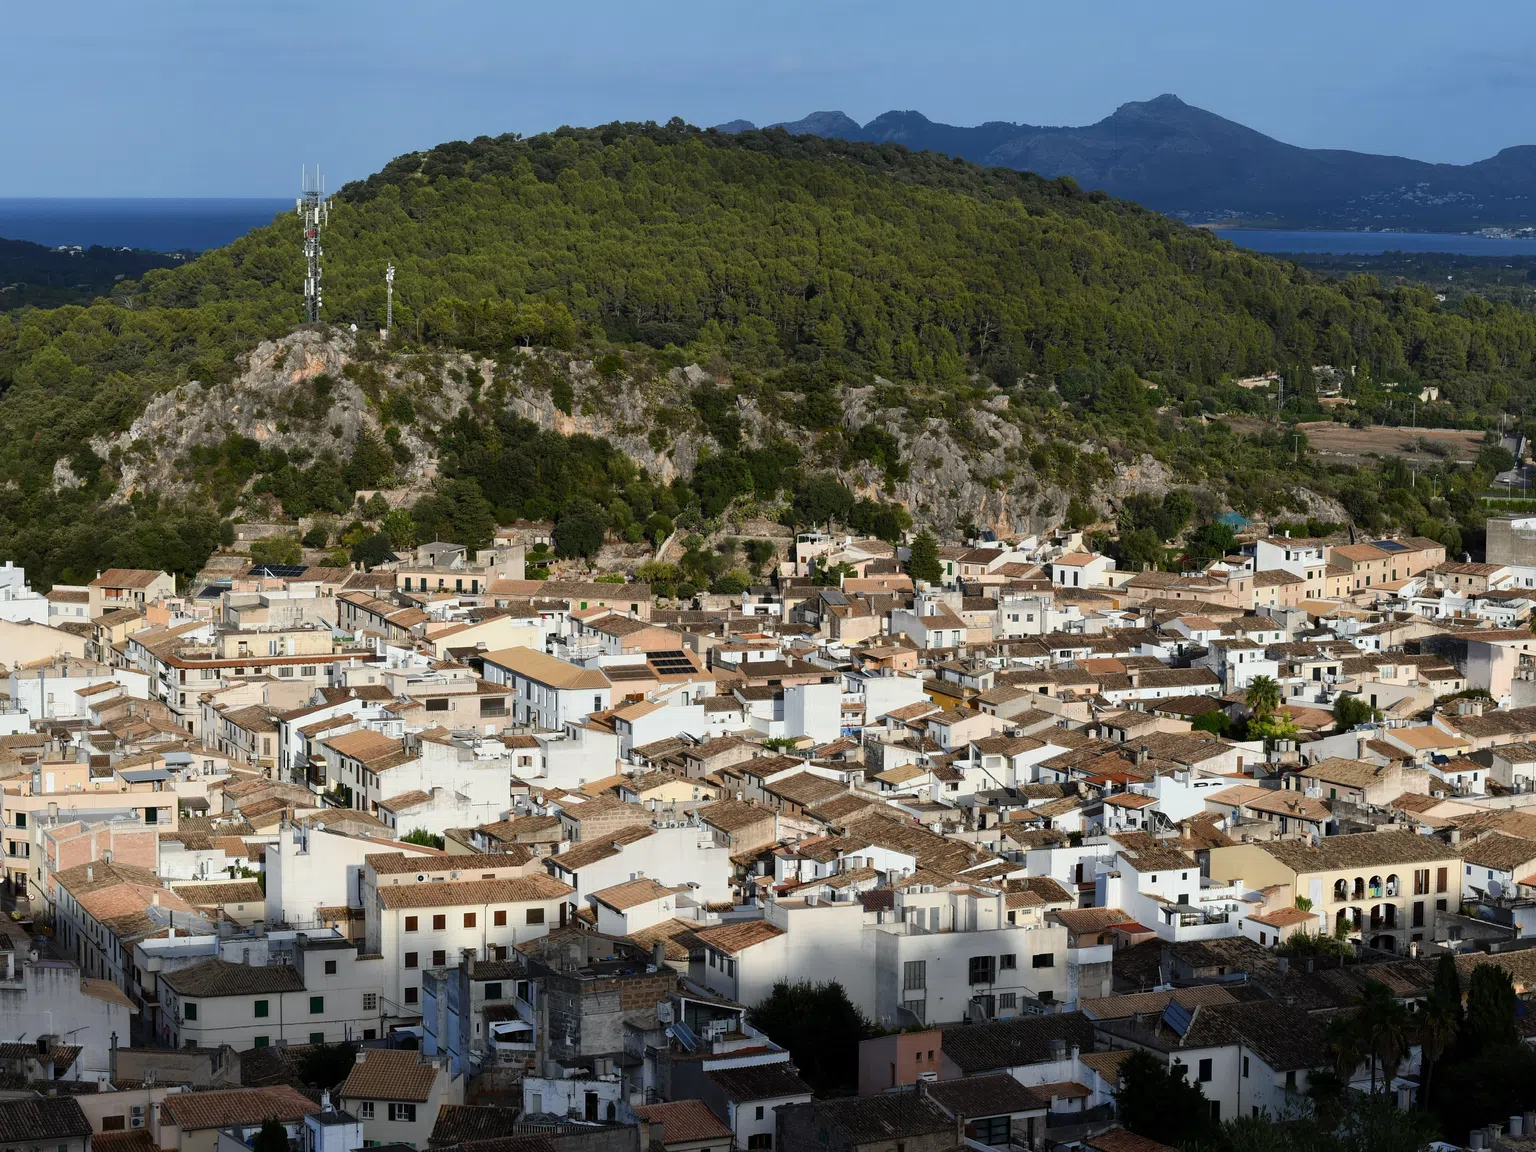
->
(322, 1090, 332, 1113)
(354, 1050, 367, 1064)
(152, 892, 160, 907)
(86, 865, 93, 883)
(653, 941, 668, 971)
(466, 951, 476, 978)
(1450, 828, 1461, 846)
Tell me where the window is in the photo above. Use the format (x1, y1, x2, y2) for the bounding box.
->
(389, 1104, 417, 1123)
(254, 1036, 269, 1049)
(999, 993, 1017, 1010)
(405, 916, 419, 933)
(463, 913, 477, 928)
(184, 1003, 198, 1021)
(1243, 1056, 1250, 1078)
(324, 960, 338, 975)
(404, 987, 419, 1004)
(359, 1103, 374, 1119)
(1210, 1102, 1220, 1121)
(1198, 1059, 1213, 1083)
(363, 993, 378, 1012)
(433, 915, 446, 930)
(310, 1032, 326, 1044)
(999, 953, 1016, 970)
(1285, 1070, 1297, 1091)
(432, 950, 447, 967)
(254, 1000, 269, 1018)
(405, 952, 419, 969)
(902, 1000, 925, 1023)
(756, 1107, 765, 1121)
(309, 996, 324, 1014)
(968, 956, 996, 985)
(972, 1117, 1010, 1146)
(494, 910, 507, 927)
(903, 960, 926, 991)
(748, 1137, 772, 1151)
(1413, 901, 1425, 928)
(426, 698, 450, 712)
(527, 908, 545, 925)
(1414, 869, 1430, 896)
(1436, 867, 1448, 893)
(484, 983, 503, 999)
(1032, 954, 1055, 969)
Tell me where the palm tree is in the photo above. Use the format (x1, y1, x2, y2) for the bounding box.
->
(1325, 1011, 1365, 1090)
(1355, 980, 1411, 1093)
(1413, 988, 1460, 1109)
(1246, 674, 1281, 720)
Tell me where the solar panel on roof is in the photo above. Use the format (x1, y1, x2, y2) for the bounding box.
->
(1372, 540, 1410, 553)
(248, 564, 308, 578)
(667, 1020, 700, 1051)
(1161, 998, 1194, 1037)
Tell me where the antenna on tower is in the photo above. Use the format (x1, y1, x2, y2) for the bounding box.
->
(297, 166, 329, 324)
(384, 262, 396, 338)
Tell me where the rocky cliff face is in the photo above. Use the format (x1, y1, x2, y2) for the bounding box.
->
(79, 327, 1314, 535)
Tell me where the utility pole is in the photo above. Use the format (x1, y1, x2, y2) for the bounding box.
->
(385, 262, 395, 337)
(297, 166, 329, 324)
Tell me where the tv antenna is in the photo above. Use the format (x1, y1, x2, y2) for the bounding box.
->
(385, 262, 396, 337)
(297, 166, 329, 324)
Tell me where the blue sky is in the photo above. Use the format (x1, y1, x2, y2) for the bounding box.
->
(6, 0, 1536, 196)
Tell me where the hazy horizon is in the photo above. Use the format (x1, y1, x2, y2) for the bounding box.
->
(9, 1, 1536, 197)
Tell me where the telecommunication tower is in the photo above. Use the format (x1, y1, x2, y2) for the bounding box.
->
(385, 262, 395, 336)
(297, 166, 329, 323)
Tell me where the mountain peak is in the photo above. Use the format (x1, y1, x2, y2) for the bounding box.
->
(768, 110, 863, 137)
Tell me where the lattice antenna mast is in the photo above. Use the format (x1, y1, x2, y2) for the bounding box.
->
(297, 166, 329, 324)
(385, 262, 395, 337)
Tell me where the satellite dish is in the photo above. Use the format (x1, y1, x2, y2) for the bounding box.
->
(1487, 879, 1504, 899)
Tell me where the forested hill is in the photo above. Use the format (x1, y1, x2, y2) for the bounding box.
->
(0, 120, 1531, 586)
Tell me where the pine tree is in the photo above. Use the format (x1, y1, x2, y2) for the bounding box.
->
(907, 530, 943, 585)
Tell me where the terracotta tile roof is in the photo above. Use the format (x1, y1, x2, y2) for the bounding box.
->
(704, 1063, 813, 1102)
(1079, 986, 1236, 1020)
(697, 799, 774, 833)
(546, 826, 655, 871)
(170, 881, 265, 907)
(338, 1048, 439, 1103)
(634, 1100, 734, 1143)
(1259, 831, 1458, 874)
(55, 861, 191, 923)
(1085, 1129, 1180, 1152)
(481, 647, 611, 690)
(1461, 832, 1536, 872)
(430, 1105, 525, 1146)
(940, 1012, 1095, 1074)
(160, 1086, 317, 1131)
(626, 918, 711, 961)
(161, 959, 306, 997)
(920, 1072, 1046, 1117)
(589, 877, 677, 912)
(694, 919, 785, 954)
(376, 874, 572, 909)
(92, 1132, 157, 1152)
(0, 1098, 92, 1141)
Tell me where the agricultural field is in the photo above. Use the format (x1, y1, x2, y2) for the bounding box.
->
(1295, 422, 1485, 467)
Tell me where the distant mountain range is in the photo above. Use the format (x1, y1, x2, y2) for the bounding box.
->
(718, 96, 1536, 231)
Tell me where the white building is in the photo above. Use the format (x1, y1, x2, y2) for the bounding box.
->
(480, 647, 611, 730)
(362, 866, 572, 1019)
(156, 941, 385, 1048)
(264, 821, 442, 929)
